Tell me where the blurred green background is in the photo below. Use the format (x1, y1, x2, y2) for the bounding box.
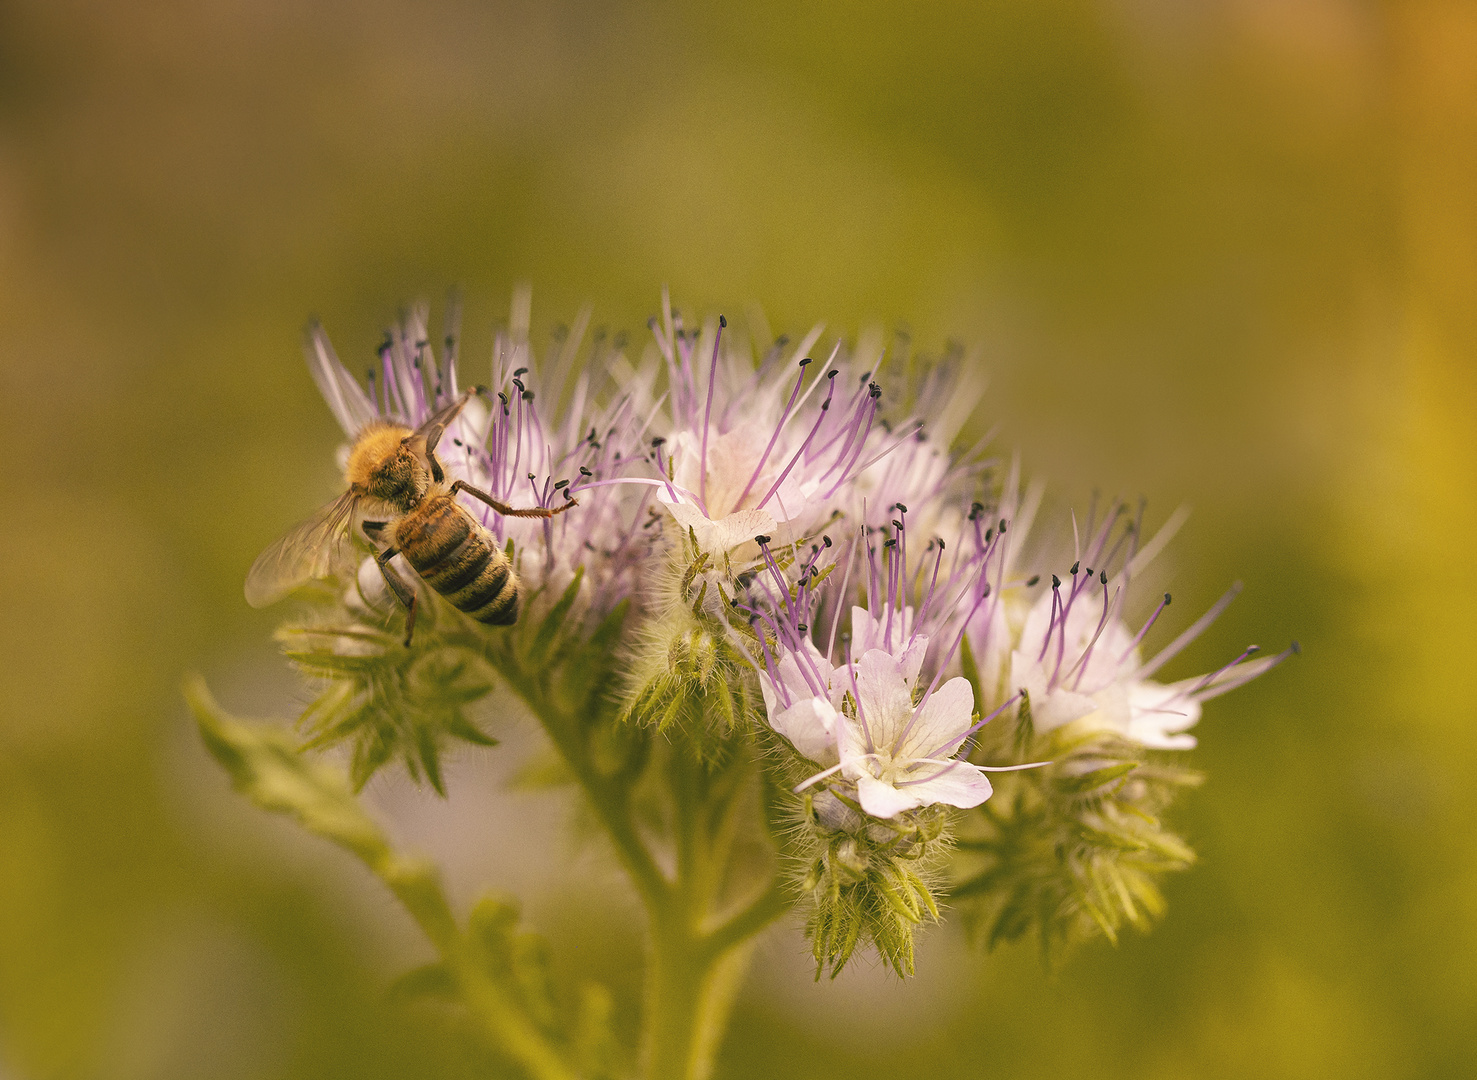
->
(2, 0, 1474, 1077)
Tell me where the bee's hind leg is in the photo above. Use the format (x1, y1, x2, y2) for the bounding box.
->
(375, 546, 420, 647)
(449, 479, 576, 518)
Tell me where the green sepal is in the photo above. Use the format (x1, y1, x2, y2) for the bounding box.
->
(950, 709, 1203, 962)
(1053, 761, 1138, 795)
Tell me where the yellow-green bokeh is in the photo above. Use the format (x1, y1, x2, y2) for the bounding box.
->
(1, 1, 1473, 1077)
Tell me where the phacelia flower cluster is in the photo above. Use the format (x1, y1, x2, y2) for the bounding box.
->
(266, 288, 1294, 969)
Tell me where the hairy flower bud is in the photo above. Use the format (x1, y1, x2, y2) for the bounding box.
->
(788, 786, 952, 978)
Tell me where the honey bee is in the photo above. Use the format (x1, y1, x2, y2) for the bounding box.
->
(245, 389, 576, 643)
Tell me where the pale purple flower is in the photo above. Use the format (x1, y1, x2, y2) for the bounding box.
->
(1002, 503, 1299, 749)
(643, 291, 922, 560)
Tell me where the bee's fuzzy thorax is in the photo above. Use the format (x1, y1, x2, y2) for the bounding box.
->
(344, 423, 414, 489)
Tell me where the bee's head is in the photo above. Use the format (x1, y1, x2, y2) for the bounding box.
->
(345, 424, 427, 509)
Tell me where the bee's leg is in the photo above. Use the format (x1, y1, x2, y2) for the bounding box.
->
(375, 546, 420, 647)
(449, 479, 577, 518)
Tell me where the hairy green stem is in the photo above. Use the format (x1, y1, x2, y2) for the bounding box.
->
(641, 922, 756, 1080)
(377, 858, 578, 1080)
(483, 645, 787, 1080)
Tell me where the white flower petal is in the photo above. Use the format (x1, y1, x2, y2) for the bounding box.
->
(1034, 688, 1101, 732)
(853, 649, 914, 749)
(665, 500, 776, 555)
(900, 761, 994, 810)
(855, 773, 919, 819)
(770, 697, 840, 765)
(1128, 680, 1202, 749)
(900, 677, 975, 759)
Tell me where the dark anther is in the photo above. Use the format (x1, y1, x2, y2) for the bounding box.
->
(579, 466, 593, 476)
(859, 371, 872, 384)
(651, 436, 666, 447)
(1026, 575, 1040, 587)
(1051, 574, 1061, 589)
(938, 538, 946, 550)
(1070, 561, 1080, 575)
(513, 367, 527, 377)
(498, 391, 510, 405)
(828, 369, 839, 379)
(1291, 640, 1302, 654)
(822, 535, 832, 547)
(1164, 592, 1172, 604)
(984, 528, 993, 543)
(999, 519, 1007, 533)
(799, 357, 813, 367)
(719, 314, 727, 328)
(971, 501, 985, 514)
(473, 384, 488, 396)
(528, 473, 536, 481)
(512, 378, 525, 392)
(553, 479, 570, 490)
(797, 623, 808, 633)
(755, 534, 771, 545)
(892, 520, 903, 531)
(981, 583, 992, 597)
(1085, 567, 1093, 576)
(453, 438, 462, 447)
(821, 400, 830, 410)
(1099, 570, 1108, 584)
(895, 503, 908, 513)
(884, 538, 897, 549)
(522, 391, 534, 401)
(366, 368, 376, 381)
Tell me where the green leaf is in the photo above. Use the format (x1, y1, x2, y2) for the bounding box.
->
(186, 675, 388, 864)
(527, 565, 585, 665)
(388, 963, 458, 1004)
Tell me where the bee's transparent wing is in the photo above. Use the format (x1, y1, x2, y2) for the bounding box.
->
(244, 490, 360, 608)
(412, 388, 477, 456)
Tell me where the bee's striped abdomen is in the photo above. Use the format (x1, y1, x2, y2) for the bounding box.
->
(396, 494, 519, 626)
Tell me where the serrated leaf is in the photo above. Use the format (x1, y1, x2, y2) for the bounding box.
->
(186, 676, 388, 863)
(444, 713, 498, 747)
